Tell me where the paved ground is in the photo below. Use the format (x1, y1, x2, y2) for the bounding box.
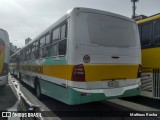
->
(0, 79, 17, 111)
(12, 75, 160, 120)
(1, 75, 159, 120)
(121, 96, 160, 110)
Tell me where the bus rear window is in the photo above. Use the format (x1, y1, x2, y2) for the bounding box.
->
(87, 14, 137, 47)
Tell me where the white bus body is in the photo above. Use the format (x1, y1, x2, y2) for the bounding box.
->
(10, 8, 141, 105)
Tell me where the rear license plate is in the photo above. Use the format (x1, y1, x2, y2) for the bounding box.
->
(108, 81, 119, 87)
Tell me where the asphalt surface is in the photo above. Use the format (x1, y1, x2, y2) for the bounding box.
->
(121, 96, 160, 110)
(14, 76, 160, 120)
(1, 75, 160, 120)
(0, 80, 17, 111)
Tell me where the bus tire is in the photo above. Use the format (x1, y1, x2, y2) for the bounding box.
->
(35, 79, 42, 100)
(19, 72, 21, 80)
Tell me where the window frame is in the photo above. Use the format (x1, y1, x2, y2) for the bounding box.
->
(60, 24, 67, 40)
(52, 27, 61, 43)
(45, 32, 51, 46)
(140, 22, 152, 47)
(58, 22, 67, 56)
(38, 32, 51, 59)
(39, 36, 46, 48)
(50, 21, 68, 57)
(153, 20, 160, 45)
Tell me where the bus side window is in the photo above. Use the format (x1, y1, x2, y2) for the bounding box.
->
(39, 34, 51, 58)
(39, 37, 45, 58)
(19, 52, 22, 61)
(52, 28, 60, 42)
(141, 23, 151, 47)
(23, 49, 26, 60)
(50, 43, 58, 56)
(31, 42, 35, 60)
(40, 37, 45, 48)
(29, 46, 31, 60)
(21, 51, 23, 61)
(58, 24, 67, 55)
(46, 34, 50, 45)
(154, 20, 160, 44)
(20, 51, 23, 61)
(26, 46, 31, 60)
(26, 48, 28, 60)
(22, 50, 25, 61)
(27, 48, 30, 60)
(61, 24, 67, 40)
(58, 40, 66, 55)
(50, 28, 60, 57)
(43, 33, 50, 58)
(35, 41, 39, 59)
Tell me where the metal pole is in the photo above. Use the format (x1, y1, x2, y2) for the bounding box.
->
(131, 0, 139, 19)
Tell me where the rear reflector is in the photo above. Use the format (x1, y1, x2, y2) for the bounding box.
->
(80, 93, 87, 96)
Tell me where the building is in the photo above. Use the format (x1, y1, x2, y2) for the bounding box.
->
(10, 42, 18, 55)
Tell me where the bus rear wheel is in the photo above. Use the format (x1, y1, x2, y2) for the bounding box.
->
(35, 80, 42, 99)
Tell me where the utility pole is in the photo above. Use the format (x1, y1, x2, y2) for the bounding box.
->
(131, 0, 139, 19)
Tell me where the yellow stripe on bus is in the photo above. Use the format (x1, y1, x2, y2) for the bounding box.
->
(84, 65, 138, 81)
(43, 65, 67, 80)
(142, 48, 160, 68)
(18, 64, 139, 81)
(45, 64, 139, 81)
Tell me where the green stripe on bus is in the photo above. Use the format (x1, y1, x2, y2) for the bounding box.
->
(43, 56, 67, 65)
(67, 87, 140, 105)
(38, 79, 140, 105)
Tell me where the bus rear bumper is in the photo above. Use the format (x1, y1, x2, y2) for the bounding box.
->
(67, 83, 140, 105)
(0, 75, 8, 86)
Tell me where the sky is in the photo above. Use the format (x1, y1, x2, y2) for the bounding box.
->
(0, 0, 160, 48)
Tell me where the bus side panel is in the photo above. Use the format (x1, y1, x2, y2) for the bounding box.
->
(141, 48, 160, 98)
(40, 78, 68, 103)
(38, 18, 70, 103)
(39, 57, 68, 103)
(142, 48, 160, 68)
(0, 30, 9, 86)
(67, 86, 140, 105)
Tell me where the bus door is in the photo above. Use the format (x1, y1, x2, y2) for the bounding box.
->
(48, 21, 68, 101)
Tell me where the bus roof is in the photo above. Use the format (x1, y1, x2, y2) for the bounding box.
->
(11, 7, 134, 57)
(28, 7, 134, 47)
(73, 7, 134, 22)
(136, 14, 160, 24)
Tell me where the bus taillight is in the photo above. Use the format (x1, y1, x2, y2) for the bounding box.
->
(137, 64, 142, 78)
(72, 64, 85, 82)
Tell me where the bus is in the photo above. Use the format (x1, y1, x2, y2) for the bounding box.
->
(137, 14, 160, 99)
(10, 7, 141, 105)
(0, 29, 9, 89)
